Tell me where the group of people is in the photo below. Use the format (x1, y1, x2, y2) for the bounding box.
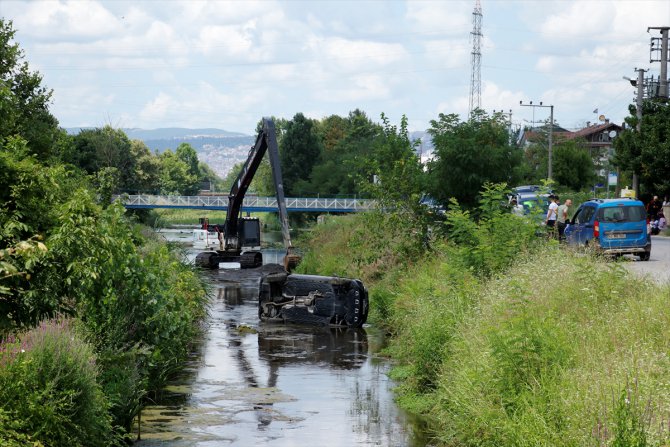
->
(647, 195, 668, 235)
(545, 195, 572, 242)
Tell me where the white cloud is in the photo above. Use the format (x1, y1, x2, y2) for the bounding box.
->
(9, 0, 122, 40)
(197, 23, 258, 58)
(423, 38, 470, 69)
(406, 0, 471, 35)
(536, 56, 558, 73)
(312, 73, 393, 103)
(539, 0, 670, 43)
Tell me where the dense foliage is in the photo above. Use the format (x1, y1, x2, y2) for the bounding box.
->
(524, 136, 596, 191)
(0, 19, 60, 161)
(426, 111, 523, 208)
(298, 181, 670, 446)
(1, 19, 208, 444)
(280, 113, 322, 196)
(614, 101, 670, 198)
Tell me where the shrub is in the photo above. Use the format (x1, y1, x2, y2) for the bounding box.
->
(0, 318, 113, 446)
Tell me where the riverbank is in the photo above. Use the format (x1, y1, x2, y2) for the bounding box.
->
(296, 211, 670, 446)
(0, 190, 209, 445)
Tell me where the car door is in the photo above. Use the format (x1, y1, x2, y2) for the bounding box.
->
(565, 206, 584, 245)
(568, 205, 596, 245)
(577, 206, 597, 245)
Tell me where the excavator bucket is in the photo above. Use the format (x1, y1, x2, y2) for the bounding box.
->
(283, 249, 302, 272)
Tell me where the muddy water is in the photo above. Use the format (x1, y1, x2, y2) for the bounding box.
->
(135, 230, 427, 446)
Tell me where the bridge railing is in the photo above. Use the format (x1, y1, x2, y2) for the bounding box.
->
(114, 194, 376, 212)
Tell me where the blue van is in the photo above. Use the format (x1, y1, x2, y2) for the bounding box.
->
(564, 198, 651, 260)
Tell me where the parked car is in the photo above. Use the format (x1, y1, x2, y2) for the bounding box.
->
(512, 185, 542, 194)
(564, 198, 651, 260)
(514, 193, 551, 216)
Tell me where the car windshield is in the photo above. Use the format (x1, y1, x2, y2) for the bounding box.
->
(520, 196, 549, 213)
(597, 205, 646, 222)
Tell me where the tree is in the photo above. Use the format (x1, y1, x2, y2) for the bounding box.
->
(614, 101, 670, 198)
(523, 136, 595, 191)
(280, 113, 322, 196)
(175, 143, 200, 178)
(66, 126, 135, 190)
(306, 109, 381, 196)
(158, 150, 199, 195)
(427, 111, 522, 209)
(551, 140, 595, 190)
(198, 161, 224, 192)
(0, 19, 60, 160)
(362, 114, 425, 209)
(127, 140, 160, 193)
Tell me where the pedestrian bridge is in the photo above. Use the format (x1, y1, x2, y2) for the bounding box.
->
(115, 194, 375, 213)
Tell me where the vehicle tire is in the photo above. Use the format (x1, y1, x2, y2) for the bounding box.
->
(264, 272, 288, 284)
(343, 281, 368, 328)
(639, 251, 651, 261)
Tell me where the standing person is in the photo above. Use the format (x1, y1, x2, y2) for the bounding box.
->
(511, 198, 524, 216)
(545, 195, 559, 238)
(557, 198, 572, 242)
(647, 195, 663, 220)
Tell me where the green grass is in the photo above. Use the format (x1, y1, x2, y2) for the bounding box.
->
(151, 208, 282, 228)
(152, 209, 228, 226)
(297, 211, 670, 446)
(384, 249, 670, 446)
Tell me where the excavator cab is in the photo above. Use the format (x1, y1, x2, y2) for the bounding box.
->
(239, 217, 261, 250)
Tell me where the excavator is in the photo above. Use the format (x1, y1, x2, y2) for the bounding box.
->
(195, 118, 300, 271)
(195, 118, 368, 328)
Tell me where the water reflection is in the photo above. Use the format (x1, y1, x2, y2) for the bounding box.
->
(134, 263, 424, 446)
(259, 326, 368, 370)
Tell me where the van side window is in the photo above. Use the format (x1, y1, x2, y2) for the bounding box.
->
(575, 206, 595, 224)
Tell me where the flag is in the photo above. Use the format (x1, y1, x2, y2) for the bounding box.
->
(593, 108, 598, 114)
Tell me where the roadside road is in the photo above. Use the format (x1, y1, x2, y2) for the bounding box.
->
(623, 235, 670, 284)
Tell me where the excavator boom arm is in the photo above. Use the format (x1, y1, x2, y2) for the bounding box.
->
(224, 118, 293, 253)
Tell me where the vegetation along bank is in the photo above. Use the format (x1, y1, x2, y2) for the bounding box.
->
(297, 187, 670, 446)
(0, 19, 208, 445)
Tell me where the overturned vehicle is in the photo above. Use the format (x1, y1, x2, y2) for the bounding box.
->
(259, 270, 368, 328)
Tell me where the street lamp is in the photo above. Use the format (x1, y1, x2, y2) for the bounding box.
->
(520, 101, 554, 180)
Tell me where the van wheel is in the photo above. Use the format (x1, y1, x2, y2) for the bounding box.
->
(639, 252, 651, 261)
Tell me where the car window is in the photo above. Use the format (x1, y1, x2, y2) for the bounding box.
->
(597, 205, 646, 222)
(519, 196, 549, 214)
(575, 206, 595, 224)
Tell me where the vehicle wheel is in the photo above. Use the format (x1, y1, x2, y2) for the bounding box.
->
(343, 280, 368, 328)
(264, 272, 288, 284)
(639, 251, 651, 261)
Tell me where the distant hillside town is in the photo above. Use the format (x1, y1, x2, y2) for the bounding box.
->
(66, 127, 254, 179)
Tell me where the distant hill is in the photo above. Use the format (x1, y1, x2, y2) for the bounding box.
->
(64, 127, 255, 178)
(64, 127, 253, 152)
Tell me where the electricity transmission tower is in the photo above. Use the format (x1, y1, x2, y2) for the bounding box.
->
(468, 0, 483, 117)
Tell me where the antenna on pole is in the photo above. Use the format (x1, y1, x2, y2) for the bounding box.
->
(468, 0, 483, 117)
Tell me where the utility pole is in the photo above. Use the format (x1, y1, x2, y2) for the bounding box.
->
(519, 101, 554, 180)
(623, 68, 647, 197)
(648, 26, 669, 99)
(493, 109, 514, 144)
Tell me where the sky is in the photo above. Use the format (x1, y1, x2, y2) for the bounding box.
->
(2, 0, 670, 135)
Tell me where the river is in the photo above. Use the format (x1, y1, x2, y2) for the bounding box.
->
(132, 228, 429, 446)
